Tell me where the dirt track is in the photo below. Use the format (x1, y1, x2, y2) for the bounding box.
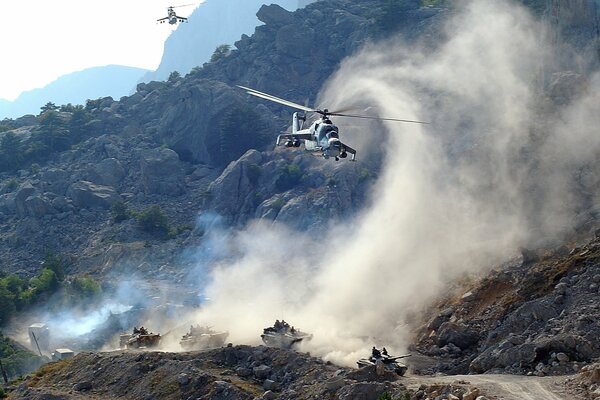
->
(404, 373, 578, 400)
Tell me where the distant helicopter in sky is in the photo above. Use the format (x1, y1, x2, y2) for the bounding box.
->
(157, 4, 194, 25)
(238, 85, 428, 161)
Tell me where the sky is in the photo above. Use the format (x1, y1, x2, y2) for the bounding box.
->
(0, 0, 202, 101)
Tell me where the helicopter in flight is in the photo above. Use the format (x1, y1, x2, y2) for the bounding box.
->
(157, 4, 193, 25)
(238, 85, 427, 161)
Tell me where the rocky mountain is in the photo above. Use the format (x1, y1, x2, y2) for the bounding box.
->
(413, 233, 600, 377)
(1, 1, 600, 398)
(141, 0, 299, 83)
(0, 65, 149, 119)
(0, 0, 443, 276)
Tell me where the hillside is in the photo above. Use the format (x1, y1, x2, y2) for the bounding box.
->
(0, 65, 149, 119)
(142, 0, 299, 83)
(0, 0, 600, 398)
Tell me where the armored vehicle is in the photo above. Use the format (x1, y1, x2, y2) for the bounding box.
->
(120, 326, 161, 349)
(180, 325, 229, 350)
(357, 347, 410, 376)
(261, 320, 312, 349)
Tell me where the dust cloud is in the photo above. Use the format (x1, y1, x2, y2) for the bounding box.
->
(183, 0, 600, 366)
(15, 1, 600, 365)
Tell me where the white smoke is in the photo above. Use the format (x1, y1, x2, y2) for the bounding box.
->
(184, 0, 600, 366)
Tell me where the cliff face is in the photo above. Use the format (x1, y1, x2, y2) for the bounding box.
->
(0, 0, 596, 281)
(141, 0, 299, 83)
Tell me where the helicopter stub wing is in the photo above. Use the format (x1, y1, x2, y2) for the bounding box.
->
(276, 133, 313, 145)
(341, 142, 357, 161)
(157, 17, 169, 22)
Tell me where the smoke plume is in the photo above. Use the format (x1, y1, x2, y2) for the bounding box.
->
(184, 0, 600, 366)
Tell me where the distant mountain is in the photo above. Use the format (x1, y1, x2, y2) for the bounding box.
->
(141, 0, 298, 83)
(0, 65, 149, 119)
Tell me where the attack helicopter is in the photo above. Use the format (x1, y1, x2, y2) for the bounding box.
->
(238, 85, 427, 161)
(157, 4, 193, 25)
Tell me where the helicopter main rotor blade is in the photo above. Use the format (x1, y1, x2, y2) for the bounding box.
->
(328, 112, 429, 124)
(238, 85, 315, 113)
(172, 3, 196, 8)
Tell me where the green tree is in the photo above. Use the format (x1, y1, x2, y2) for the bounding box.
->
(41, 250, 66, 281)
(214, 105, 268, 165)
(37, 110, 70, 152)
(373, 0, 420, 35)
(134, 205, 170, 236)
(29, 268, 60, 295)
(0, 285, 16, 326)
(68, 105, 90, 142)
(0, 131, 24, 171)
(210, 44, 231, 62)
(167, 71, 181, 83)
(111, 200, 130, 223)
(275, 163, 303, 191)
(40, 102, 59, 114)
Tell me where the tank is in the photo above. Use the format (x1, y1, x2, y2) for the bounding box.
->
(357, 350, 410, 376)
(261, 320, 312, 349)
(120, 327, 161, 349)
(180, 325, 229, 350)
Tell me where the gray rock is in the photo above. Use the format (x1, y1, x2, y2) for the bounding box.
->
(87, 158, 126, 187)
(253, 364, 272, 380)
(262, 390, 277, 400)
(236, 367, 252, 377)
(140, 148, 185, 195)
(24, 195, 56, 217)
(207, 150, 263, 224)
(257, 4, 294, 26)
(14, 181, 37, 217)
(178, 373, 189, 385)
(67, 180, 120, 209)
(263, 379, 279, 391)
(72, 381, 92, 391)
(437, 322, 479, 350)
(40, 168, 70, 195)
(336, 382, 389, 400)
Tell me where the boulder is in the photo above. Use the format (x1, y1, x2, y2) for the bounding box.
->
(14, 181, 37, 217)
(335, 382, 389, 400)
(257, 4, 294, 26)
(40, 168, 70, 195)
(253, 365, 272, 380)
(207, 150, 263, 223)
(24, 195, 56, 217)
(437, 322, 479, 350)
(67, 181, 120, 209)
(140, 148, 185, 196)
(87, 158, 126, 187)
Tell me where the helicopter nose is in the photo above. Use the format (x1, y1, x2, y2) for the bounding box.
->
(328, 138, 342, 156)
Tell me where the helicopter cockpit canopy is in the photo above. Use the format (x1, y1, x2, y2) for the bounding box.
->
(316, 123, 339, 142)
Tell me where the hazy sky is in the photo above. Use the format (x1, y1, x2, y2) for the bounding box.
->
(0, 0, 202, 101)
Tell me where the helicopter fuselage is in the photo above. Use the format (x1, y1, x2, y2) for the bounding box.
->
(276, 112, 354, 161)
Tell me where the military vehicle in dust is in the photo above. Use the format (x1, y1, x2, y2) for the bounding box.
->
(120, 326, 161, 349)
(180, 325, 229, 350)
(261, 320, 312, 349)
(357, 347, 410, 376)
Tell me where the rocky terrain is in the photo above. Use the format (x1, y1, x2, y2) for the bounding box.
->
(2, 1, 600, 399)
(414, 232, 600, 379)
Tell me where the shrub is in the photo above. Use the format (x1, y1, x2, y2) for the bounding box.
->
(134, 205, 170, 236)
(210, 44, 231, 62)
(4, 178, 18, 192)
(167, 71, 181, 82)
(111, 200, 130, 223)
(275, 164, 303, 191)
